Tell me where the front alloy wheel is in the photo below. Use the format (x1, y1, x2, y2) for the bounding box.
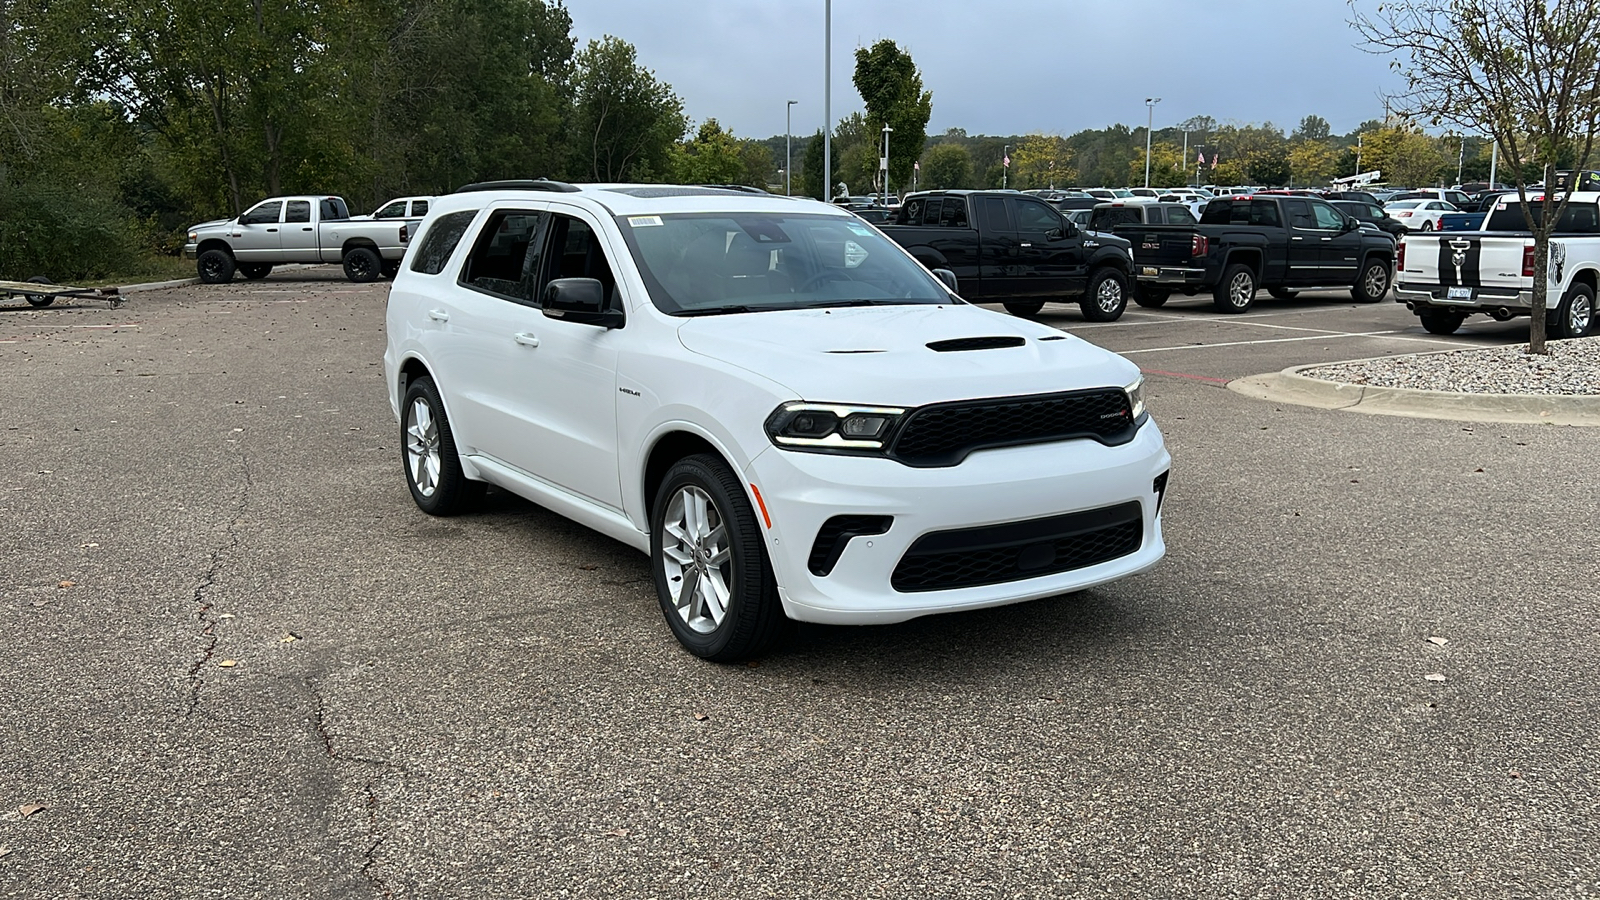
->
(660, 485, 734, 635)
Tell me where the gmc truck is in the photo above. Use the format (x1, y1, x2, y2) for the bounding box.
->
(881, 190, 1136, 321)
(184, 195, 418, 284)
(1393, 192, 1599, 337)
(1123, 194, 1397, 313)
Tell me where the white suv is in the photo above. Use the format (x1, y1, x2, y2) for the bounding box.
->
(383, 180, 1171, 661)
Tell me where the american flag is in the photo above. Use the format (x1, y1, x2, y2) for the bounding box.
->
(1003, 154, 1010, 168)
(1197, 151, 1206, 164)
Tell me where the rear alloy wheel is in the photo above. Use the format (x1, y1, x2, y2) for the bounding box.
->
(651, 454, 785, 662)
(1351, 259, 1391, 303)
(1003, 300, 1046, 317)
(401, 375, 482, 515)
(197, 249, 236, 284)
(239, 264, 273, 280)
(1079, 267, 1129, 322)
(1212, 263, 1257, 313)
(342, 247, 382, 283)
(1133, 285, 1170, 308)
(1418, 307, 1467, 335)
(1551, 283, 1595, 339)
(1268, 287, 1298, 300)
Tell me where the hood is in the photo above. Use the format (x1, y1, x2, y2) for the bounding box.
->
(189, 218, 234, 231)
(676, 303, 1140, 407)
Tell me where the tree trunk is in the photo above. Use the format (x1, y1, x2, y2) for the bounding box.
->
(1529, 232, 1549, 354)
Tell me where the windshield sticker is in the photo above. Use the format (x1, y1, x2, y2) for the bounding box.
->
(847, 223, 873, 236)
(843, 240, 869, 268)
(628, 215, 663, 227)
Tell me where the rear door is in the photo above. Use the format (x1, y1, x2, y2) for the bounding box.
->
(278, 200, 319, 261)
(1281, 199, 1322, 285)
(973, 195, 1023, 295)
(1311, 199, 1363, 282)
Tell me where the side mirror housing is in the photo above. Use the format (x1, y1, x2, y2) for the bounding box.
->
(932, 268, 960, 294)
(1343, 216, 1361, 232)
(543, 278, 623, 328)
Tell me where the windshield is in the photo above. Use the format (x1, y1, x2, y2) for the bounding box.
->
(617, 212, 954, 316)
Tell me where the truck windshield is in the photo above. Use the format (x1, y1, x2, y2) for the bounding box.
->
(1483, 200, 1600, 233)
(617, 213, 953, 316)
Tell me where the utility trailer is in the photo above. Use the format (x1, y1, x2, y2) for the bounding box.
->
(1, 277, 126, 309)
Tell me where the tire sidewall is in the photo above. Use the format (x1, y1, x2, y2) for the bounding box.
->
(1081, 267, 1128, 321)
(401, 376, 470, 515)
(1215, 263, 1256, 313)
(1355, 259, 1390, 302)
(197, 249, 235, 284)
(1556, 284, 1595, 338)
(344, 248, 381, 283)
(650, 455, 769, 661)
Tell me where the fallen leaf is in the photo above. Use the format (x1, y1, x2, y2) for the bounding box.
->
(280, 632, 299, 643)
(31, 599, 49, 607)
(0, 845, 10, 858)
(605, 829, 630, 837)
(80, 542, 99, 549)
(693, 713, 709, 722)
(1509, 771, 1522, 779)
(217, 659, 238, 668)
(57, 580, 75, 589)
(217, 613, 235, 619)
(1424, 673, 1447, 682)
(1427, 636, 1449, 647)
(18, 804, 45, 819)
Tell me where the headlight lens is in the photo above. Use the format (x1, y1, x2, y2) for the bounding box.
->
(187, 231, 198, 242)
(1125, 376, 1146, 420)
(765, 402, 906, 453)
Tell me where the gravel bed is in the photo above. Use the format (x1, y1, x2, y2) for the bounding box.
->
(1302, 336, 1600, 395)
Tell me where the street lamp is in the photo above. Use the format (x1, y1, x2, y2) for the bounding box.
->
(785, 99, 798, 196)
(1144, 97, 1162, 188)
(823, 0, 832, 199)
(882, 123, 893, 200)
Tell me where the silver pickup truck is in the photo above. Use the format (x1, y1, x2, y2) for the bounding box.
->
(183, 195, 418, 284)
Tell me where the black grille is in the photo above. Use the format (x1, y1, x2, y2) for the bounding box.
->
(889, 388, 1136, 467)
(808, 515, 893, 577)
(891, 502, 1143, 592)
(926, 336, 1027, 352)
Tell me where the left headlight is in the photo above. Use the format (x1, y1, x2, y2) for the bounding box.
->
(1124, 376, 1147, 421)
(187, 231, 198, 242)
(764, 402, 907, 454)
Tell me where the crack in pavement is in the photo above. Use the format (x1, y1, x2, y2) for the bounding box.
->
(308, 676, 396, 899)
(182, 451, 252, 719)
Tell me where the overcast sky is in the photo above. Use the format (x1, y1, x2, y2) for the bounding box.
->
(568, 0, 1406, 141)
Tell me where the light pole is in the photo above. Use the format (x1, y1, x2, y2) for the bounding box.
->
(1144, 97, 1162, 188)
(785, 99, 798, 196)
(881, 123, 894, 200)
(823, 0, 831, 199)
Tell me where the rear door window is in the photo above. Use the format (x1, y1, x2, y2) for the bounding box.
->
(460, 210, 544, 301)
(939, 197, 969, 227)
(976, 196, 1013, 232)
(1166, 206, 1197, 225)
(284, 201, 311, 224)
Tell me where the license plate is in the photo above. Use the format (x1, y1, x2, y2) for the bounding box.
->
(1141, 266, 1158, 276)
(1446, 286, 1473, 300)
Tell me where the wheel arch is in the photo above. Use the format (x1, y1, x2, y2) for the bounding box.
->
(1224, 248, 1263, 277)
(642, 429, 733, 526)
(341, 237, 381, 258)
(196, 238, 234, 257)
(1569, 267, 1598, 294)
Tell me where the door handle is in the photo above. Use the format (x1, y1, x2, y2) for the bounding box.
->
(1320, 237, 1333, 241)
(267, 228, 278, 232)
(1291, 236, 1303, 241)
(427, 309, 449, 322)
(302, 227, 313, 232)
(514, 332, 541, 348)
(1020, 242, 1033, 248)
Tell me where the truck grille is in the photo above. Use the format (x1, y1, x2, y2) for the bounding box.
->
(888, 388, 1136, 467)
(890, 501, 1143, 592)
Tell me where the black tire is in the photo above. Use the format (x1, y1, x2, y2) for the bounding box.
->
(342, 246, 382, 283)
(197, 248, 236, 284)
(381, 260, 401, 279)
(1133, 285, 1170, 308)
(1268, 287, 1298, 300)
(22, 275, 54, 307)
(400, 375, 483, 516)
(1418, 307, 1466, 335)
(1003, 300, 1046, 317)
(650, 454, 785, 662)
(238, 263, 273, 280)
(1351, 258, 1391, 303)
(1078, 267, 1129, 322)
(1419, 220, 1434, 232)
(1551, 282, 1595, 339)
(1212, 263, 1257, 313)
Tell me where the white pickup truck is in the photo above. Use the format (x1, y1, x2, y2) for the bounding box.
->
(183, 195, 418, 284)
(1394, 192, 1599, 337)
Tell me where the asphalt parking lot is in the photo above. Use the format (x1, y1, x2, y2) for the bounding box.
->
(2, 271, 1596, 899)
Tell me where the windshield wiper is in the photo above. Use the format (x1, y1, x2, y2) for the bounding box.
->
(798, 299, 902, 309)
(674, 305, 755, 317)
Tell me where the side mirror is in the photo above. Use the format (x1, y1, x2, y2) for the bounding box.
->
(932, 268, 960, 294)
(1343, 216, 1361, 232)
(543, 277, 623, 328)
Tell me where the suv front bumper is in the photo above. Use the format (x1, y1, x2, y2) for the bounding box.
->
(745, 425, 1171, 625)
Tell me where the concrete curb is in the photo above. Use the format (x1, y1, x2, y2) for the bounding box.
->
(1229, 360, 1600, 426)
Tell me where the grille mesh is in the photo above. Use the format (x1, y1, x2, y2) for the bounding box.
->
(891, 503, 1143, 592)
(889, 389, 1135, 466)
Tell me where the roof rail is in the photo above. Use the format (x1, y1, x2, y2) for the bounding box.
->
(452, 178, 581, 194)
(695, 184, 771, 194)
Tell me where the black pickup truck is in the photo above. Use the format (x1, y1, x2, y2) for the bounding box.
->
(1126, 194, 1397, 313)
(881, 190, 1136, 320)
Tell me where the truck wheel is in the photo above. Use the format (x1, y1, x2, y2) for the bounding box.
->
(21, 275, 55, 307)
(1212, 263, 1257, 313)
(1268, 287, 1298, 300)
(1418, 307, 1466, 335)
(342, 247, 382, 283)
(1351, 259, 1391, 303)
(1551, 283, 1594, 339)
(238, 264, 273, 280)
(381, 261, 401, 279)
(1080, 268, 1129, 321)
(1133, 285, 1170, 308)
(1003, 300, 1046, 317)
(197, 249, 236, 284)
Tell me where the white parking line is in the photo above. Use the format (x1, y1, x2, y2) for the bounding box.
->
(1119, 330, 1462, 354)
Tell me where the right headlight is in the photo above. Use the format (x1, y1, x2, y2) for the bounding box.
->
(764, 402, 907, 455)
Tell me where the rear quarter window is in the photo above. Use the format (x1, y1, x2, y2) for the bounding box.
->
(409, 210, 480, 275)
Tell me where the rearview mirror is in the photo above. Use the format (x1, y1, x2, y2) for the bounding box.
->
(1342, 216, 1361, 232)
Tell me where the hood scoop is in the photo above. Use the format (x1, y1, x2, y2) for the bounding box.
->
(927, 336, 1027, 352)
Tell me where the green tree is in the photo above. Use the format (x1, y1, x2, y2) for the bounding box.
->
(1246, 146, 1292, 185)
(671, 119, 745, 184)
(1355, 0, 1600, 350)
(852, 39, 932, 195)
(920, 142, 972, 189)
(569, 35, 686, 181)
(1012, 134, 1072, 189)
(1292, 115, 1332, 142)
(801, 130, 840, 199)
(1288, 140, 1340, 185)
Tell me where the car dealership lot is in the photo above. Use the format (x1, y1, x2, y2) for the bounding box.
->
(2, 272, 1595, 898)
